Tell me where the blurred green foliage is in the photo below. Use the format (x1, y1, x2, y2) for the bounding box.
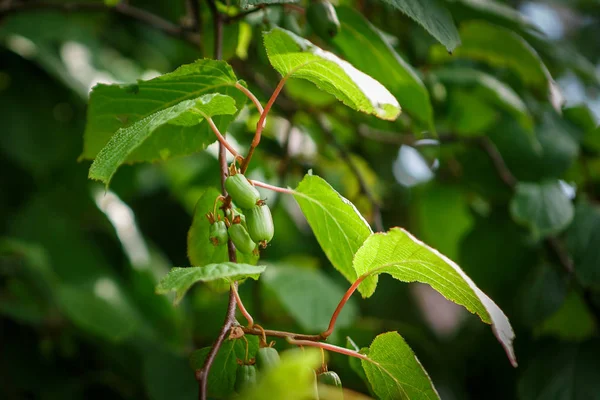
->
(1, 0, 600, 399)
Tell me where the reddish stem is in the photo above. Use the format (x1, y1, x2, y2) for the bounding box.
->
(321, 274, 367, 338)
(207, 117, 240, 159)
(231, 283, 254, 327)
(250, 179, 295, 194)
(240, 76, 289, 174)
(287, 338, 368, 360)
(241, 326, 322, 341)
(235, 82, 264, 118)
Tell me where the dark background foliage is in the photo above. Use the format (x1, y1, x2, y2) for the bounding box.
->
(1, 0, 599, 399)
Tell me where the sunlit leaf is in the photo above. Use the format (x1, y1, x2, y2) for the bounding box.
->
(510, 180, 574, 238)
(333, 6, 433, 129)
(82, 59, 245, 161)
(292, 174, 377, 295)
(379, 0, 460, 52)
(361, 332, 439, 400)
(354, 228, 516, 366)
(88, 94, 237, 185)
(263, 28, 401, 120)
(155, 263, 266, 304)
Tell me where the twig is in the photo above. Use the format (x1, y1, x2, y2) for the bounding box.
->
(321, 274, 367, 338)
(185, 0, 201, 32)
(242, 326, 323, 341)
(287, 338, 368, 360)
(207, 117, 241, 159)
(224, 3, 304, 24)
(231, 283, 254, 327)
(317, 115, 384, 232)
(0, 1, 201, 46)
(477, 138, 517, 188)
(197, 3, 235, 400)
(250, 179, 295, 195)
(240, 76, 289, 174)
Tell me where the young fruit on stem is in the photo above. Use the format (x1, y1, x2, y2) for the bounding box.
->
(307, 0, 340, 40)
(209, 220, 228, 246)
(225, 171, 261, 209)
(245, 204, 274, 246)
(317, 371, 342, 388)
(255, 347, 280, 372)
(228, 221, 258, 255)
(235, 364, 258, 392)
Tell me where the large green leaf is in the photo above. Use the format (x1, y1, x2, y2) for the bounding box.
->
(88, 94, 237, 185)
(155, 263, 266, 304)
(536, 291, 597, 342)
(510, 181, 574, 238)
(263, 28, 400, 120)
(354, 228, 516, 366)
(434, 67, 533, 132)
(430, 21, 561, 110)
(518, 340, 600, 400)
(447, 0, 540, 34)
(361, 332, 439, 400)
(379, 0, 460, 52)
(261, 264, 358, 332)
(82, 59, 245, 161)
(239, 349, 321, 400)
(568, 201, 600, 288)
(292, 174, 376, 295)
(333, 6, 433, 129)
(187, 188, 259, 269)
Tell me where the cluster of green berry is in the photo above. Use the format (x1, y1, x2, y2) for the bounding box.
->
(207, 169, 274, 255)
(235, 346, 343, 395)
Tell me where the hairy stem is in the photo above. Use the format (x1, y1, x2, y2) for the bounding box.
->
(235, 82, 265, 122)
(321, 274, 367, 338)
(198, 3, 236, 400)
(242, 326, 323, 341)
(240, 76, 289, 174)
(250, 180, 295, 195)
(287, 338, 368, 360)
(231, 283, 254, 327)
(207, 117, 241, 159)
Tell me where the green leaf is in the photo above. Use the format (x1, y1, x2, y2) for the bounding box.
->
(430, 21, 560, 110)
(82, 59, 245, 161)
(447, 89, 499, 136)
(189, 336, 260, 398)
(361, 332, 439, 400)
(333, 6, 433, 129)
(568, 201, 600, 288)
(447, 0, 540, 34)
(239, 349, 321, 400)
(187, 188, 259, 270)
(434, 67, 534, 132)
(261, 264, 358, 332)
(354, 227, 516, 366)
(519, 340, 600, 400)
(292, 174, 376, 295)
(88, 94, 237, 185)
(510, 181, 574, 238)
(379, 0, 460, 52)
(155, 263, 266, 304)
(56, 282, 139, 342)
(520, 265, 567, 326)
(263, 28, 400, 120)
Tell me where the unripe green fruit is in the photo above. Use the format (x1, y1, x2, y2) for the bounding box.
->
(256, 347, 280, 371)
(317, 371, 342, 388)
(235, 365, 257, 392)
(225, 174, 261, 209)
(307, 0, 340, 40)
(245, 204, 274, 245)
(228, 223, 257, 255)
(209, 220, 228, 246)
